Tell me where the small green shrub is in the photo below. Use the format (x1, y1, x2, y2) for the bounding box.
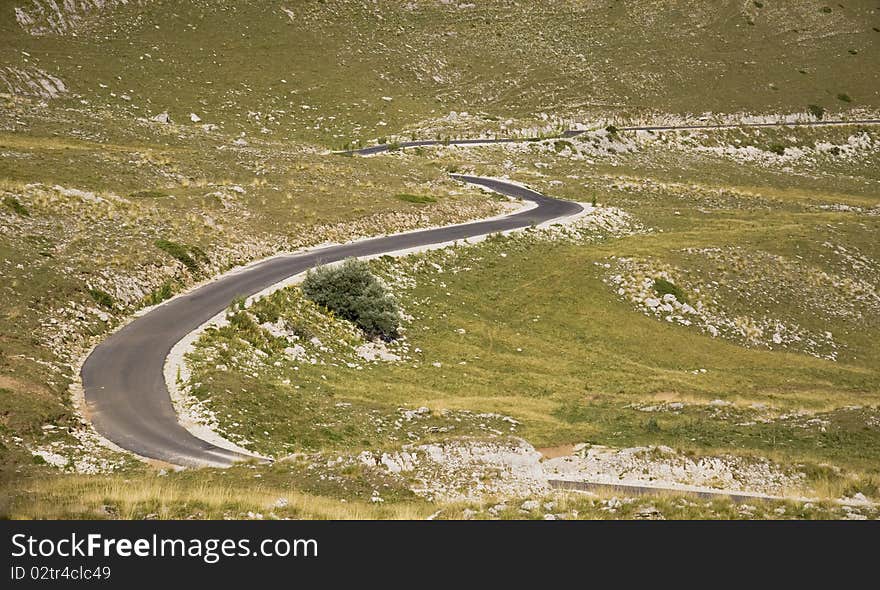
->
(819, 6, 832, 14)
(807, 104, 825, 120)
(88, 288, 115, 309)
(130, 190, 168, 199)
(189, 245, 210, 265)
(837, 93, 852, 103)
(394, 193, 436, 205)
(226, 309, 284, 355)
(652, 277, 687, 302)
(553, 140, 574, 153)
(843, 477, 879, 499)
(3, 196, 29, 217)
(155, 239, 200, 273)
(145, 281, 175, 306)
(768, 143, 786, 155)
(302, 258, 401, 340)
(253, 304, 280, 324)
(605, 125, 619, 135)
(230, 295, 247, 311)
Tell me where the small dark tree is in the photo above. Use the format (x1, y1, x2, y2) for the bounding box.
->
(768, 143, 787, 156)
(652, 277, 688, 302)
(807, 104, 825, 120)
(302, 259, 401, 340)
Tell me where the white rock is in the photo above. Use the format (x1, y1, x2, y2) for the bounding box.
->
(151, 112, 171, 124)
(284, 345, 306, 360)
(356, 340, 401, 362)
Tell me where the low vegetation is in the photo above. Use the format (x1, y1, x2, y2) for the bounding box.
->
(302, 259, 402, 340)
(395, 194, 436, 205)
(3, 195, 28, 216)
(88, 288, 115, 309)
(651, 277, 687, 303)
(154, 239, 202, 274)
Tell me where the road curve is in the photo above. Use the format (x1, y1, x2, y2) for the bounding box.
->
(344, 118, 880, 156)
(81, 175, 583, 467)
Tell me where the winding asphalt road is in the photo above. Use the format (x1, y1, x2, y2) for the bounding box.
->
(81, 175, 582, 467)
(84, 117, 880, 468)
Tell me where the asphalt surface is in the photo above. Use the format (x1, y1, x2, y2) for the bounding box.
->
(343, 118, 880, 155)
(81, 175, 583, 467)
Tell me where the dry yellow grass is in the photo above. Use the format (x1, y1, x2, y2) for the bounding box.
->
(7, 475, 432, 520)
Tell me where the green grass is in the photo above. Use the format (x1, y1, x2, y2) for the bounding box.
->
(3, 0, 878, 147)
(395, 193, 437, 205)
(154, 239, 201, 274)
(144, 281, 175, 306)
(188, 232, 880, 471)
(807, 104, 825, 119)
(88, 288, 115, 309)
(130, 189, 169, 199)
(652, 277, 687, 302)
(3, 195, 29, 216)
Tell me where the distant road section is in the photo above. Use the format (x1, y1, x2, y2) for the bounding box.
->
(81, 175, 583, 467)
(344, 118, 880, 156)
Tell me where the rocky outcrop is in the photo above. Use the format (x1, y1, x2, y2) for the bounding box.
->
(15, 0, 148, 36)
(0, 66, 66, 99)
(362, 438, 549, 502)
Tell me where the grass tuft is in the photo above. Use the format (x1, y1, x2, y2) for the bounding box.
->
(394, 193, 436, 205)
(3, 196, 30, 217)
(155, 239, 201, 273)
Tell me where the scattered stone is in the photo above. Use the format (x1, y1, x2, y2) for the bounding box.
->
(151, 112, 171, 124)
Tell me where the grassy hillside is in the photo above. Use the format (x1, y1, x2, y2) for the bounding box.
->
(167, 125, 879, 501)
(1, 1, 879, 519)
(2, 1, 879, 147)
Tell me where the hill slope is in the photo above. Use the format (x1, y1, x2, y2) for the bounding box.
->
(2, 0, 878, 146)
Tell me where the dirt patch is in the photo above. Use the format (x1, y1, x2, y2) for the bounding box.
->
(536, 444, 575, 459)
(0, 374, 45, 395)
